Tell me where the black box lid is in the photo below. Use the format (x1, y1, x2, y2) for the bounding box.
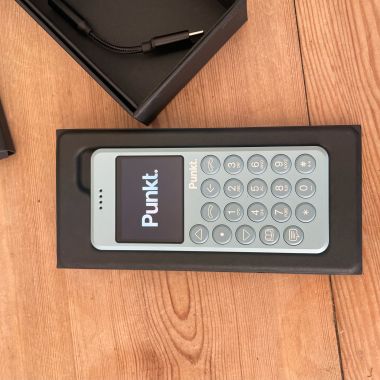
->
(16, 0, 247, 124)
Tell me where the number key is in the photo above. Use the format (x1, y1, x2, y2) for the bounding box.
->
(271, 154, 291, 174)
(224, 155, 244, 174)
(248, 155, 267, 175)
(271, 203, 291, 223)
(271, 179, 292, 198)
(224, 179, 244, 198)
(296, 179, 316, 198)
(248, 179, 268, 198)
(224, 203, 244, 222)
(248, 203, 268, 222)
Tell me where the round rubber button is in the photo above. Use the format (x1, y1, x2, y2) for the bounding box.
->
(236, 225, 255, 245)
(271, 179, 292, 198)
(284, 226, 304, 246)
(248, 179, 268, 198)
(201, 179, 220, 198)
(271, 203, 292, 223)
(296, 179, 316, 199)
(259, 226, 280, 245)
(224, 155, 244, 175)
(271, 154, 291, 174)
(201, 155, 220, 175)
(224, 179, 244, 198)
(296, 203, 316, 223)
(224, 203, 244, 222)
(213, 225, 232, 245)
(296, 154, 316, 174)
(247, 155, 268, 175)
(190, 225, 209, 244)
(248, 203, 268, 222)
(201, 202, 221, 222)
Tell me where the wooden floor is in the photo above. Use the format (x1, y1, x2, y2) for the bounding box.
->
(0, 0, 379, 379)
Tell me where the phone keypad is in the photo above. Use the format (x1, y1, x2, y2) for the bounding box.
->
(189, 148, 328, 253)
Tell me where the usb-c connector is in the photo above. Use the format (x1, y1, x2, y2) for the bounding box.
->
(142, 30, 204, 53)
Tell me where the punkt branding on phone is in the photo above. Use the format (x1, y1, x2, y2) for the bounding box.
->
(91, 147, 329, 254)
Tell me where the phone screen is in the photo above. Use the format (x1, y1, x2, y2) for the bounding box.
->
(116, 156, 184, 243)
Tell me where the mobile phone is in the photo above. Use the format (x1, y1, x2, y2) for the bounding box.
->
(91, 147, 329, 254)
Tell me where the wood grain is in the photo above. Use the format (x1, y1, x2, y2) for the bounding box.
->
(296, 0, 380, 378)
(0, 0, 362, 378)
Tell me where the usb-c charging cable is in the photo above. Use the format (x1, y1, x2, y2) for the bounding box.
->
(49, 0, 204, 54)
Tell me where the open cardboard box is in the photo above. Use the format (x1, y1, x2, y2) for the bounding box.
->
(16, 0, 247, 124)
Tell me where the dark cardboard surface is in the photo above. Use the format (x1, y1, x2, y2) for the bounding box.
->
(57, 127, 362, 274)
(16, 0, 247, 124)
(0, 101, 15, 160)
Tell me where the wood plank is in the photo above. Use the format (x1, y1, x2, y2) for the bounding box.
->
(296, 0, 380, 378)
(156, 1, 310, 129)
(0, 0, 341, 378)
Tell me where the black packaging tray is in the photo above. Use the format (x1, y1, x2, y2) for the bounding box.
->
(57, 127, 362, 274)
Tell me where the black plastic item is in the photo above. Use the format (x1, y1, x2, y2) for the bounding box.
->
(56, 127, 362, 274)
(0, 101, 15, 160)
(16, 0, 247, 124)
